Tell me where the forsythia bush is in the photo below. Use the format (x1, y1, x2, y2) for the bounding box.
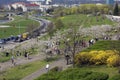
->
(75, 50, 120, 67)
(107, 55, 120, 67)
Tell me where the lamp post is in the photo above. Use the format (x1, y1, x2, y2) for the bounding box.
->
(19, 25, 20, 35)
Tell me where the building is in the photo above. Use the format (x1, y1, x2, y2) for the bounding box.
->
(26, 3, 40, 10)
(8, 0, 54, 12)
(10, 2, 41, 12)
(106, 0, 114, 5)
(10, 2, 27, 12)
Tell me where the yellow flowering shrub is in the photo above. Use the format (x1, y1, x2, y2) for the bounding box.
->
(75, 50, 120, 67)
(93, 51, 107, 65)
(107, 54, 120, 67)
(89, 52, 97, 64)
(75, 52, 90, 65)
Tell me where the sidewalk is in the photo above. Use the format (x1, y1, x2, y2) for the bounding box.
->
(0, 53, 45, 71)
(22, 57, 71, 80)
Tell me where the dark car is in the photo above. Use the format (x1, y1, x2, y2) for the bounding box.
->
(12, 36, 19, 42)
(0, 39, 6, 44)
(6, 37, 11, 41)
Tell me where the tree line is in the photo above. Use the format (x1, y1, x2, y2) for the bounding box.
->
(46, 4, 120, 17)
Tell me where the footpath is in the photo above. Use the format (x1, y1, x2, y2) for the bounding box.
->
(22, 57, 70, 80)
(0, 53, 45, 71)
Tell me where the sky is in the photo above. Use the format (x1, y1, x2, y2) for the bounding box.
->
(27, 0, 45, 1)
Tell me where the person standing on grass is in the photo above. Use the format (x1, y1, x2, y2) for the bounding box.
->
(27, 52, 30, 59)
(11, 56, 15, 65)
(24, 51, 28, 58)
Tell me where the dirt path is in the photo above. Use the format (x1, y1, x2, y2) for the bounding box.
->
(0, 53, 46, 71)
(22, 57, 71, 80)
(0, 38, 48, 71)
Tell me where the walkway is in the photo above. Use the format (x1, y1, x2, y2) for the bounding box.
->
(22, 57, 70, 80)
(0, 53, 46, 71)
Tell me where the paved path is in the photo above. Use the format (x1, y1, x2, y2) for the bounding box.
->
(0, 53, 46, 71)
(22, 57, 70, 80)
(0, 38, 48, 71)
(111, 33, 120, 40)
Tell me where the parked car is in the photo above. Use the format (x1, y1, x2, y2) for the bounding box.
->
(0, 39, 6, 44)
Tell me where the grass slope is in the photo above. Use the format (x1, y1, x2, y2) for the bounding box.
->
(61, 14, 115, 28)
(82, 40, 120, 52)
(0, 60, 47, 80)
(0, 16, 40, 38)
(35, 66, 119, 80)
(41, 14, 116, 28)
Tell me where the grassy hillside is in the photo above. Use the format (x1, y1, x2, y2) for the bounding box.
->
(4, 16, 39, 27)
(0, 60, 47, 80)
(0, 16, 40, 38)
(61, 14, 115, 27)
(42, 14, 116, 28)
(35, 67, 119, 80)
(82, 40, 120, 52)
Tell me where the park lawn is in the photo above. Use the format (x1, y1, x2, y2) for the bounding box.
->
(60, 14, 116, 28)
(0, 16, 40, 38)
(79, 65, 119, 79)
(0, 60, 47, 80)
(0, 27, 25, 38)
(35, 65, 119, 80)
(3, 16, 40, 27)
(82, 40, 120, 52)
(40, 14, 116, 32)
(40, 16, 54, 21)
(0, 56, 10, 62)
(0, 52, 12, 62)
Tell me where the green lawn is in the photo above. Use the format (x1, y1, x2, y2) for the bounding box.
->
(0, 60, 47, 80)
(0, 56, 11, 62)
(2, 16, 39, 27)
(79, 65, 119, 79)
(0, 27, 26, 38)
(0, 52, 12, 63)
(41, 14, 116, 28)
(0, 16, 40, 38)
(60, 14, 116, 28)
(82, 40, 120, 52)
(35, 66, 119, 80)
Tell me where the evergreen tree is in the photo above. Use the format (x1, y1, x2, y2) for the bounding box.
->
(54, 18, 64, 30)
(113, 1, 119, 16)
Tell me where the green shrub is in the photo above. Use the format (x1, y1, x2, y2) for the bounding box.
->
(109, 75, 120, 80)
(35, 68, 109, 80)
(35, 72, 59, 80)
(58, 69, 92, 80)
(85, 72, 109, 80)
(50, 66, 62, 72)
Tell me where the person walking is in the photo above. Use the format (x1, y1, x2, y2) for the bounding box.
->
(46, 64, 50, 72)
(11, 56, 15, 65)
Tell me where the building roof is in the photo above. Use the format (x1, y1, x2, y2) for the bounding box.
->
(12, 2, 26, 5)
(10, 2, 39, 7)
(26, 3, 39, 7)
